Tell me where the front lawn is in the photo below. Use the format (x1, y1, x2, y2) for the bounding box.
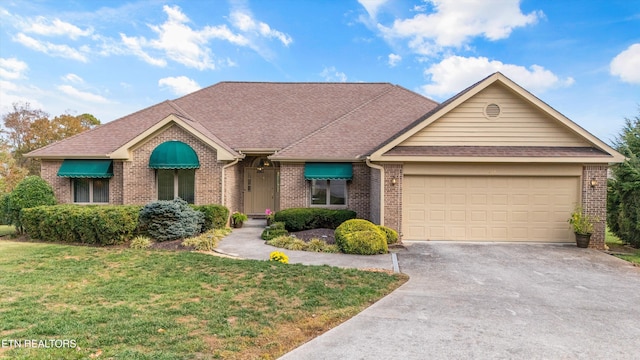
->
(0, 241, 406, 359)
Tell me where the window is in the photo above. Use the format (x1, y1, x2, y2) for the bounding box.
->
(73, 178, 109, 203)
(311, 179, 346, 206)
(157, 169, 195, 203)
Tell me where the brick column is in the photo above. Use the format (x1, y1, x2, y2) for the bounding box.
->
(383, 164, 403, 235)
(279, 163, 307, 209)
(581, 164, 608, 249)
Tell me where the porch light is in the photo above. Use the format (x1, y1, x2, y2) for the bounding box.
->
(391, 177, 397, 186)
(590, 178, 598, 188)
(257, 158, 272, 173)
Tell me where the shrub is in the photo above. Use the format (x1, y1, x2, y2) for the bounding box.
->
(261, 228, 289, 241)
(130, 236, 153, 249)
(7, 176, 56, 233)
(335, 219, 388, 255)
(139, 198, 204, 241)
(378, 225, 399, 244)
(182, 228, 230, 251)
(21, 205, 141, 245)
(266, 235, 295, 248)
(287, 238, 308, 251)
(269, 251, 289, 264)
(273, 208, 357, 231)
(0, 193, 10, 225)
(306, 238, 330, 252)
(191, 204, 229, 231)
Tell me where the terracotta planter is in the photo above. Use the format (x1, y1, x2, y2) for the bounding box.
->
(575, 233, 591, 248)
(233, 221, 243, 229)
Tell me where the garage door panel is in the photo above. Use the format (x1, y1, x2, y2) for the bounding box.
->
(403, 175, 579, 242)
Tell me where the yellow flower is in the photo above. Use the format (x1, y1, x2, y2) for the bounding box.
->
(269, 251, 289, 264)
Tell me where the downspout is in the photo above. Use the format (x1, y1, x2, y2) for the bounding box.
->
(366, 157, 384, 226)
(221, 158, 240, 208)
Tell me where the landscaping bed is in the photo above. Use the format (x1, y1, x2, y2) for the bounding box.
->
(291, 228, 335, 244)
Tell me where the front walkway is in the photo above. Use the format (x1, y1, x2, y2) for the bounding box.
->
(216, 218, 395, 270)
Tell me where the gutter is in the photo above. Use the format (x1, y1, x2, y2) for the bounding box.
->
(365, 157, 384, 226)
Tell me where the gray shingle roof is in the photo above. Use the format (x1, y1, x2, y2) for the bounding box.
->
(27, 82, 439, 160)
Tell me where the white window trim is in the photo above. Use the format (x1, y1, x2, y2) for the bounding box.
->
(309, 179, 348, 208)
(71, 178, 109, 204)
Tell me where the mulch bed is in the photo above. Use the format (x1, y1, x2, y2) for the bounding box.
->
(290, 228, 335, 244)
(149, 239, 195, 251)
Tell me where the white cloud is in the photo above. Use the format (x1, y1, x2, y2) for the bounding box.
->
(377, 0, 542, 55)
(13, 33, 88, 62)
(610, 43, 640, 84)
(119, 5, 251, 70)
(421, 56, 574, 97)
(388, 53, 402, 67)
(230, 11, 292, 46)
(62, 73, 84, 84)
(23, 17, 93, 39)
(57, 85, 110, 104)
(358, 0, 390, 20)
(320, 66, 348, 82)
(0, 57, 28, 79)
(158, 76, 201, 96)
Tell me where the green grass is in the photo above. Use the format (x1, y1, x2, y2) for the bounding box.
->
(605, 226, 640, 265)
(0, 225, 16, 237)
(0, 241, 406, 359)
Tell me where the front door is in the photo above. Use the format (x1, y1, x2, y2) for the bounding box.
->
(244, 168, 277, 215)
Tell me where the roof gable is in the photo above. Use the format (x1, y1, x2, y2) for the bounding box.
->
(371, 73, 625, 163)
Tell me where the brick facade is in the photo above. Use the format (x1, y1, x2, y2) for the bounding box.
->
(348, 163, 371, 220)
(369, 166, 381, 224)
(279, 163, 307, 209)
(123, 125, 222, 205)
(581, 164, 608, 249)
(382, 164, 403, 235)
(41, 160, 70, 204)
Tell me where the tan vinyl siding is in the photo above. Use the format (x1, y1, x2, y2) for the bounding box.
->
(400, 83, 589, 147)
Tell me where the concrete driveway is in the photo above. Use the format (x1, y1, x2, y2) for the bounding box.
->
(281, 242, 640, 360)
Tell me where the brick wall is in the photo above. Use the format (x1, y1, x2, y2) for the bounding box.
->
(279, 163, 307, 209)
(124, 125, 222, 205)
(224, 161, 242, 214)
(582, 164, 608, 249)
(110, 160, 124, 204)
(41, 160, 70, 204)
(369, 166, 381, 224)
(383, 164, 403, 236)
(349, 163, 370, 219)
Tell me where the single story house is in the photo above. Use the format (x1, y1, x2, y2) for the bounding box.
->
(27, 72, 624, 248)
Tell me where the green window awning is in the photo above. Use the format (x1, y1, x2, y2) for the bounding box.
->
(304, 163, 353, 180)
(149, 141, 200, 169)
(57, 159, 114, 178)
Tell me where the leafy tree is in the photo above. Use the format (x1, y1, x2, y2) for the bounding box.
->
(1, 102, 101, 175)
(0, 142, 28, 194)
(607, 109, 640, 247)
(7, 176, 57, 233)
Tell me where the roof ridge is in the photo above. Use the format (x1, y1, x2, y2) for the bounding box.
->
(273, 85, 397, 157)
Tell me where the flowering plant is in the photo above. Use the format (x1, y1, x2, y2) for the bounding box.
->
(269, 251, 289, 264)
(265, 208, 272, 215)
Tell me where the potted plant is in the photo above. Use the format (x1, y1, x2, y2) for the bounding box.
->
(568, 206, 597, 248)
(232, 212, 248, 228)
(265, 208, 274, 226)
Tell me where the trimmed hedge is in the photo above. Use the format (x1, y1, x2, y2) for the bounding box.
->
(378, 225, 399, 244)
(139, 198, 204, 241)
(335, 219, 388, 255)
(273, 208, 357, 231)
(261, 221, 288, 240)
(7, 176, 56, 233)
(190, 204, 229, 231)
(21, 205, 141, 245)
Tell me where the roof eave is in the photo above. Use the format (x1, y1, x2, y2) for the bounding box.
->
(371, 155, 618, 163)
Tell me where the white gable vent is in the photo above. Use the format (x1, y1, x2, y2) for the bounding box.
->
(485, 103, 501, 118)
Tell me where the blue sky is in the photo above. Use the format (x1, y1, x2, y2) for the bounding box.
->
(0, 0, 638, 144)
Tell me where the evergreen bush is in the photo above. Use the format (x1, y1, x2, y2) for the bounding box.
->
(191, 204, 229, 231)
(139, 198, 204, 241)
(273, 208, 357, 231)
(7, 176, 56, 233)
(378, 225, 399, 244)
(335, 219, 388, 255)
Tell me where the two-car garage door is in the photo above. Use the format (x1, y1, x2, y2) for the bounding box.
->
(402, 175, 580, 242)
